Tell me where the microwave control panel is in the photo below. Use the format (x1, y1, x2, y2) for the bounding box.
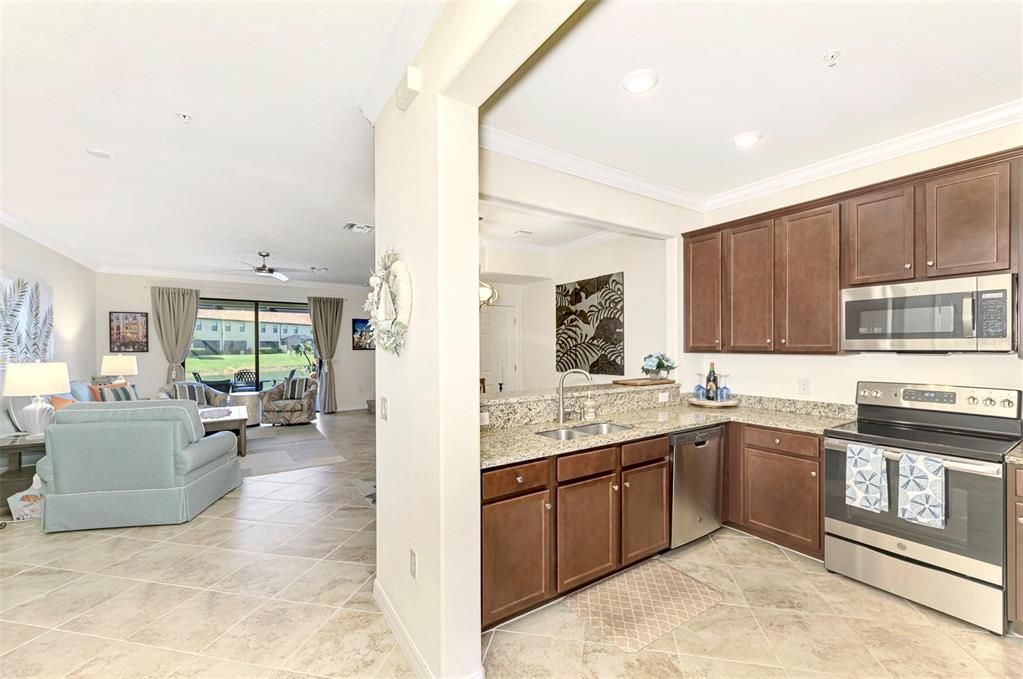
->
(976, 289, 1007, 339)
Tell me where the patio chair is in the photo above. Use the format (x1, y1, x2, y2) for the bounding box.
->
(231, 369, 258, 393)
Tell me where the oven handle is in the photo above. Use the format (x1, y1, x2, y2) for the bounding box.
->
(824, 438, 1003, 478)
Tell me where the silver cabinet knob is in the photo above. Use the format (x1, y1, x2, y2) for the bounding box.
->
(766, 338, 772, 344)
(927, 260, 934, 266)
(515, 475, 524, 484)
(624, 481, 631, 489)
(774, 438, 781, 444)
(780, 339, 786, 344)
(1017, 517, 1023, 525)
(545, 503, 552, 511)
(612, 484, 620, 492)
(904, 263, 912, 269)
(810, 471, 817, 477)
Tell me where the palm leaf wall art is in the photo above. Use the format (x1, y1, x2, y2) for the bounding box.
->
(555, 272, 624, 375)
(0, 276, 54, 367)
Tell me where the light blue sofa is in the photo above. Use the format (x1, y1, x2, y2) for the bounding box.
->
(36, 400, 241, 533)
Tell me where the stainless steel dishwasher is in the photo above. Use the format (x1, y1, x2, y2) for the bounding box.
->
(669, 426, 724, 548)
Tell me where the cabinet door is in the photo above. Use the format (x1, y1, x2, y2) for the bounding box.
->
(557, 472, 619, 592)
(925, 162, 1010, 277)
(482, 489, 553, 626)
(621, 460, 670, 566)
(684, 232, 723, 352)
(724, 220, 775, 352)
(1015, 502, 1023, 623)
(742, 447, 821, 554)
(844, 187, 915, 285)
(776, 204, 840, 353)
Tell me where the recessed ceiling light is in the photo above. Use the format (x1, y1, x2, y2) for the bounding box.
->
(85, 148, 111, 159)
(622, 68, 659, 95)
(823, 49, 842, 68)
(732, 131, 763, 148)
(513, 230, 533, 239)
(341, 222, 374, 234)
(176, 112, 192, 124)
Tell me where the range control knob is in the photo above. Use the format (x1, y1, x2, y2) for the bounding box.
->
(1001, 399, 1016, 409)
(966, 396, 979, 405)
(871, 390, 882, 398)
(982, 398, 996, 407)
(859, 389, 870, 397)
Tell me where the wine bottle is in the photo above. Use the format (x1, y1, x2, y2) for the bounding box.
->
(705, 362, 718, 401)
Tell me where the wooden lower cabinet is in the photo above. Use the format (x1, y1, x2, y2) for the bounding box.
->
(742, 446, 821, 554)
(621, 460, 670, 566)
(1014, 501, 1022, 623)
(557, 472, 620, 592)
(481, 488, 553, 627)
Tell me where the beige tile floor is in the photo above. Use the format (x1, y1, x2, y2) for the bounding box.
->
(0, 411, 416, 679)
(484, 526, 1023, 678)
(4, 410, 1022, 678)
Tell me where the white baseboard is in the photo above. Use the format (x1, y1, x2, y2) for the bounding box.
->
(373, 579, 485, 679)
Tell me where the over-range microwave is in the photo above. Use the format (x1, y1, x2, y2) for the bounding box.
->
(841, 273, 1017, 352)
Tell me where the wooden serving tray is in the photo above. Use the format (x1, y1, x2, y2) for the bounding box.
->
(687, 398, 738, 408)
(612, 377, 677, 387)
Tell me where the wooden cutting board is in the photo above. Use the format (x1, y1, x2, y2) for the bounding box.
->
(611, 377, 677, 387)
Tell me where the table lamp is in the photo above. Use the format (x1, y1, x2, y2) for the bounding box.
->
(100, 355, 138, 383)
(2, 362, 71, 436)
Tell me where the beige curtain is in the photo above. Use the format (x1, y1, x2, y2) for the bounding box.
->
(309, 296, 344, 413)
(150, 287, 199, 383)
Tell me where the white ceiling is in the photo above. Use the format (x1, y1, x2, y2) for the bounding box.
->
(1, 1, 438, 285)
(483, 1, 1023, 201)
(479, 199, 606, 248)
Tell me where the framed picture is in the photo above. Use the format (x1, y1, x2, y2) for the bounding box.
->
(352, 318, 375, 350)
(109, 311, 149, 353)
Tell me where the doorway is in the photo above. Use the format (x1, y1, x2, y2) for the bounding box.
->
(480, 303, 521, 394)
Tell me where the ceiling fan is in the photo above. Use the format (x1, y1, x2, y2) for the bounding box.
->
(234, 251, 304, 282)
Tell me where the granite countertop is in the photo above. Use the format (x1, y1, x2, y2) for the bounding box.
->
(480, 403, 851, 469)
(1007, 443, 1023, 466)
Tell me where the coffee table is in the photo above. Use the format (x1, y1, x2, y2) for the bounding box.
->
(0, 434, 45, 470)
(200, 406, 248, 457)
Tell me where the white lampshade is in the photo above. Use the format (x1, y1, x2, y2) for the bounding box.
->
(2, 362, 71, 397)
(100, 355, 138, 377)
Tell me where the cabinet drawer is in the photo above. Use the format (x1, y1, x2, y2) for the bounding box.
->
(557, 447, 618, 483)
(743, 426, 819, 459)
(483, 459, 550, 501)
(1015, 468, 1023, 498)
(621, 436, 669, 468)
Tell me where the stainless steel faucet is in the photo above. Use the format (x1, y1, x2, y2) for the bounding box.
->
(559, 369, 592, 424)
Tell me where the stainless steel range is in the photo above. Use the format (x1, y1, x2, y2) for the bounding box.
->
(823, 381, 1021, 634)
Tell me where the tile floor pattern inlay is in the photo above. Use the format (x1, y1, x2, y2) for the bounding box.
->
(0, 412, 418, 679)
(566, 559, 723, 652)
(488, 526, 1023, 678)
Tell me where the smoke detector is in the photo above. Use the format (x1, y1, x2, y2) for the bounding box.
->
(823, 50, 842, 68)
(342, 222, 374, 234)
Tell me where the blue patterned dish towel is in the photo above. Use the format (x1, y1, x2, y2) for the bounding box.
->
(898, 453, 946, 529)
(845, 444, 889, 513)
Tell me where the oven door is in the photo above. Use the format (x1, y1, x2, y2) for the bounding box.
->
(824, 438, 1004, 585)
(841, 278, 977, 351)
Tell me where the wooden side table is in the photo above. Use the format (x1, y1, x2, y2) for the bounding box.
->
(0, 435, 46, 470)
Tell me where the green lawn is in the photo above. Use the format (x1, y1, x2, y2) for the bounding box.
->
(185, 353, 314, 383)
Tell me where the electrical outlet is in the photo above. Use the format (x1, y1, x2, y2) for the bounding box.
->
(658, 391, 670, 403)
(798, 378, 811, 396)
(480, 411, 490, 426)
(409, 549, 417, 579)
(380, 396, 389, 421)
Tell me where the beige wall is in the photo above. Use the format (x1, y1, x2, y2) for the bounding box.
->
(681, 125, 1023, 403)
(93, 273, 374, 408)
(0, 225, 97, 381)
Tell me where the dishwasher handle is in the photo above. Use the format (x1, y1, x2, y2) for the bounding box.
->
(670, 426, 724, 447)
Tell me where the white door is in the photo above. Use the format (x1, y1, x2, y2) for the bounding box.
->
(480, 305, 520, 393)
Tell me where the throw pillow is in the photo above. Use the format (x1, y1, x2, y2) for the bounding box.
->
(88, 381, 130, 401)
(284, 378, 311, 400)
(49, 395, 78, 411)
(97, 385, 139, 402)
(173, 383, 208, 407)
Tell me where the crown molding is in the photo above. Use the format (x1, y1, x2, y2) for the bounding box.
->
(0, 212, 100, 271)
(479, 125, 706, 212)
(555, 230, 625, 253)
(703, 99, 1023, 211)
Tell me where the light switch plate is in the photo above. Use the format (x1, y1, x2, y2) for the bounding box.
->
(380, 396, 389, 421)
(798, 379, 811, 396)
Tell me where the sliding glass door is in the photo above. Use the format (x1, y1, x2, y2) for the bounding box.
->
(185, 298, 313, 392)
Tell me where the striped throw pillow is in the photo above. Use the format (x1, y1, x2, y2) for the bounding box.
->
(98, 385, 139, 402)
(283, 378, 311, 400)
(173, 383, 208, 407)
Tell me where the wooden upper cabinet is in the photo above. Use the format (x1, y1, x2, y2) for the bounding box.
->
(924, 162, 1011, 277)
(620, 460, 670, 566)
(775, 204, 840, 352)
(844, 186, 915, 286)
(557, 472, 620, 592)
(482, 489, 553, 627)
(724, 220, 775, 352)
(684, 231, 722, 352)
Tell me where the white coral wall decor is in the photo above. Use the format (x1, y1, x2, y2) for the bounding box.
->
(364, 249, 412, 355)
(0, 274, 55, 368)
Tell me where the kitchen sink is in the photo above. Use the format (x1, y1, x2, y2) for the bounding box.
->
(536, 422, 632, 440)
